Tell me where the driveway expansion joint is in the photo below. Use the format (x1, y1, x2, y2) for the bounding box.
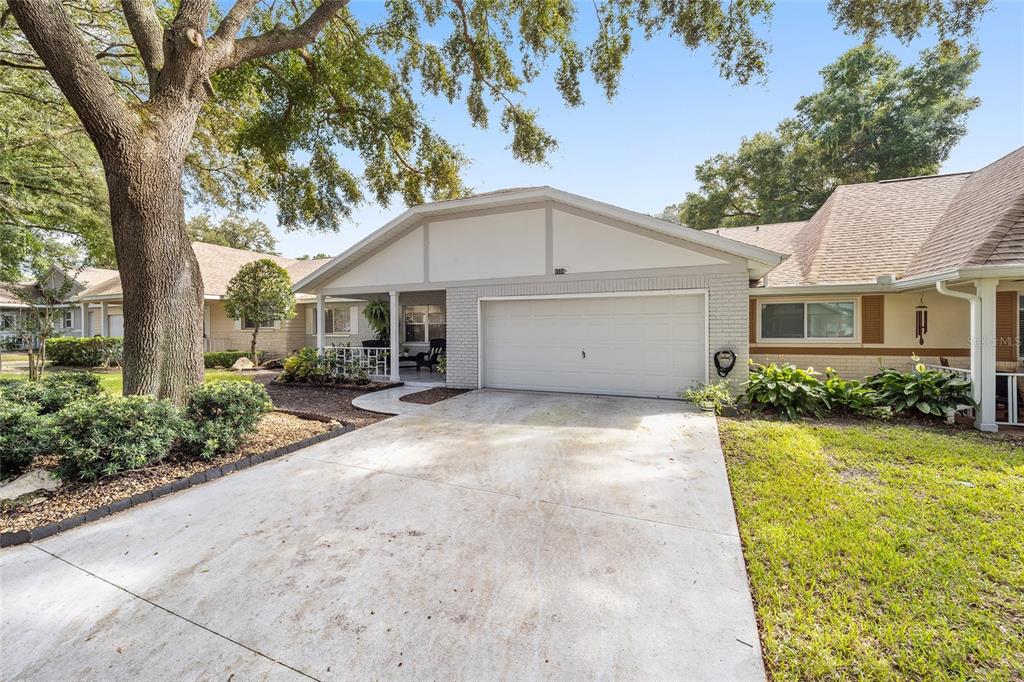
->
(30, 545, 322, 682)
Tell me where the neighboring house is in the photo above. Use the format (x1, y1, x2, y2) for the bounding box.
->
(293, 187, 784, 399)
(0, 267, 119, 347)
(714, 145, 1024, 432)
(74, 243, 337, 357)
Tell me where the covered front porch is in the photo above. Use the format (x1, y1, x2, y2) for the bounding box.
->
(931, 277, 1023, 431)
(314, 289, 447, 386)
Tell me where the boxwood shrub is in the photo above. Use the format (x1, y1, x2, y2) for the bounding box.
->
(204, 350, 265, 368)
(0, 400, 54, 479)
(54, 394, 183, 481)
(181, 380, 272, 459)
(46, 336, 122, 367)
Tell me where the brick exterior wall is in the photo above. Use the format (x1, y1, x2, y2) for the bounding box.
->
(750, 352, 970, 380)
(445, 271, 750, 391)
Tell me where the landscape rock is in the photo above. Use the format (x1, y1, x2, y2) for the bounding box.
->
(231, 356, 256, 371)
(0, 469, 62, 501)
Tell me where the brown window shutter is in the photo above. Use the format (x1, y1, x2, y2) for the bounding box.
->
(861, 295, 884, 344)
(996, 291, 1017, 362)
(749, 299, 757, 344)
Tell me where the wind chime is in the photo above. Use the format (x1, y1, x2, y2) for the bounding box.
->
(915, 296, 928, 345)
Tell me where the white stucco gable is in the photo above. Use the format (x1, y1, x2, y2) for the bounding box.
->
(295, 187, 786, 295)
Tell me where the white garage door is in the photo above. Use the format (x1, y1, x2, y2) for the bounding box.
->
(107, 314, 124, 337)
(481, 293, 706, 398)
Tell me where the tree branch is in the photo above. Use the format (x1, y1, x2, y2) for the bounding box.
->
(120, 0, 165, 86)
(6, 0, 136, 147)
(217, 0, 349, 70)
(214, 0, 260, 41)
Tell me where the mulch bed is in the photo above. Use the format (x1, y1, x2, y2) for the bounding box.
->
(1, 412, 335, 535)
(398, 387, 470, 405)
(257, 375, 395, 428)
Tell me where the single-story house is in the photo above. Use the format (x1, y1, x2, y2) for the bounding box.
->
(1, 267, 119, 346)
(73, 244, 339, 357)
(293, 187, 785, 399)
(715, 145, 1023, 431)
(295, 146, 1023, 432)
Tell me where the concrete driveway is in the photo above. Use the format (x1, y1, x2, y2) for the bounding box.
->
(1, 390, 764, 681)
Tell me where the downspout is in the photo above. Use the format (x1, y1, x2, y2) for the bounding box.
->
(934, 280, 982, 416)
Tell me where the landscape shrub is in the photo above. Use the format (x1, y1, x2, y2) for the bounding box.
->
(340, 359, 370, 385)
(46, 336, 122, 367)
(743, 362, 827, 420)
(181, 381, 272, 459)
(204, 350, 266, 368)
(54, 394, 183, 481)
(0, 376, 46, 407)
(280, 347, 334, 383)
(679, 380, 734, 414)
(867, 364, 975, 419)
(0, 372, 103, 414)
(0, 400, 53, 479)
(822, 370, 890, 419)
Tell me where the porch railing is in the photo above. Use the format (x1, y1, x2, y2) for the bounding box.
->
(921, 364, 975, 419)
(996, 372, 1024, 426)
(323, 345, 390, 378)
(920, 363, 971, 379)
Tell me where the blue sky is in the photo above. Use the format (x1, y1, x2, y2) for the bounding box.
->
(251, 0, 1024, 259)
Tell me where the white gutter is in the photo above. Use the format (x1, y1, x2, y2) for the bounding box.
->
(934, 280, 981, 409)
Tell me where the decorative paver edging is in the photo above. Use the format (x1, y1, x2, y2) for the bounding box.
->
(0, 415, 353, 549)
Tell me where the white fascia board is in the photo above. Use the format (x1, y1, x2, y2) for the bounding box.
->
(753, 264, 1024, 297)
(293, 186, 788, 293)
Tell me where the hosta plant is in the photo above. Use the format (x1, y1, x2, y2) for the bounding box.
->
(823, 369, 890, 419)
(743, 362, 827, 420)
(866, 364, 975, 419)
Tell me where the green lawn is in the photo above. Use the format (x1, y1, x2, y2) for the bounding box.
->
(1, 369, 251, 393)
(719, 419, 1024, 680)
(94, 369, 251, 394)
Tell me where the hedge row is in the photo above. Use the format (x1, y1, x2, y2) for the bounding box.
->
(47, 336, 122, 367)
(204, 350, 265, 368)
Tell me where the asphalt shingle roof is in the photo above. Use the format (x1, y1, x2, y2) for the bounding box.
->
(78, 243, 332, 300)
(715, 146, 1024, 286)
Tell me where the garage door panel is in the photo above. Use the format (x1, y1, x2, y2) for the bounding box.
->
(481, 294, 706, 398)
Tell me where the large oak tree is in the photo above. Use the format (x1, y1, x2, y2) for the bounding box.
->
(662, 43, 981, 229)
(4, 0, 988, 401)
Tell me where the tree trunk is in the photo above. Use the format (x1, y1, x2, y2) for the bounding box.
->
(102, 125, 204, 403)
(250, 328, 259, 364)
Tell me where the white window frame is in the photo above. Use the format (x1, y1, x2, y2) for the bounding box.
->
(402, 304, 445, 344)
(1018, 292, 1023, 361)
(757, 298, 858, 344)
(62, 309, 74, 329)
(324, 305, 352, 336)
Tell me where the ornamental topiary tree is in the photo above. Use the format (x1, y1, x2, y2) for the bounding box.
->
(223, 259, 296, 363)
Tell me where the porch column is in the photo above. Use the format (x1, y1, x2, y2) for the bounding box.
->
(975, 279, 998, 432)
(100, 301, 109, 336)
(389, 291, 400, 381)
(316, 295, 326, 353)
(79, 303, 89, 337)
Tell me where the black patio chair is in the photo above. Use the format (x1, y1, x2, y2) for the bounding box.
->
(416, 338, 445, 371)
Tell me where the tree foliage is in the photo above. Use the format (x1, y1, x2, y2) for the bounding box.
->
(223, 258, 296, 360)
(187, 213, 278, 253)
(0, 15, 115, 277)
(4, 0, 990, 237)
(664, 43, 980, 229)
